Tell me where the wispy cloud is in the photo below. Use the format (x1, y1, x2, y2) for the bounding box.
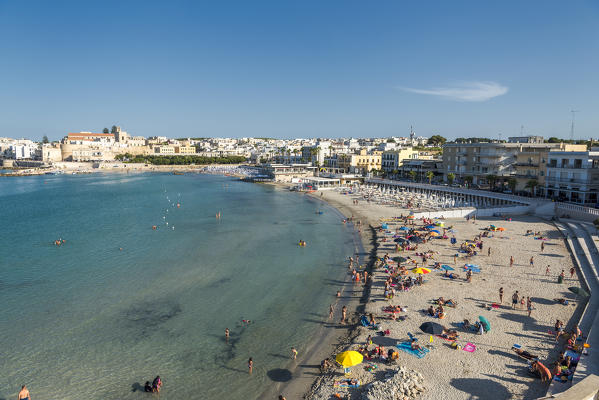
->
(399, 81, 508, 102)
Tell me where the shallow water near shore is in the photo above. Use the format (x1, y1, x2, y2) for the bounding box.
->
(0, 173, 357, 400)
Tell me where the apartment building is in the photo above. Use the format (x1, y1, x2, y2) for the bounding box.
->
(442, 140, 578, 186)
(381, 148, 419, 172)
(513, 144, 586, 195)
(338, 149, 382, 174)
(545, 150, 599, 205)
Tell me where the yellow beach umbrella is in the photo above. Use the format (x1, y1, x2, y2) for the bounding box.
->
(497, 227, 506, 231)
(412, 267, 431, 274)
(429, 232, 440, 237)
(336, 351, 363, 367)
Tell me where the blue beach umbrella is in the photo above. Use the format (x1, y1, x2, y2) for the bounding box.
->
(425, 225, 435, 229)
(430, 229, 441, 234)
(441, 265, 454, 271)
(399, 226, 409, 231)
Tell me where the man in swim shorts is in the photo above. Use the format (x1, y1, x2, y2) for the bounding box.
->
(18, 385, 30, 400)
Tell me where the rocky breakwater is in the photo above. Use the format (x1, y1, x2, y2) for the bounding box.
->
(362, 366, 425, 400)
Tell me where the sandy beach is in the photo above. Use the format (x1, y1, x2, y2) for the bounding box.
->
(295, 189, 586, 400)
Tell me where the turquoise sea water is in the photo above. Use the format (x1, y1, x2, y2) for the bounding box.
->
(0, 173, 357, 400)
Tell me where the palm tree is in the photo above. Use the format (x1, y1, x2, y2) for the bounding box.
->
(426, 171, 434, 184)
(525, 179, 538, 196)
(486, 174, 498, 190)
(447, 173, 455, 185)
(507, 177, 517, 193)
(409, 171, 417, 181)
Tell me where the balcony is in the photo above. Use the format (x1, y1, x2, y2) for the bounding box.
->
(515, 163, 539, 167)
(515, 174, 538, 179)
(545, 177, 589, 184)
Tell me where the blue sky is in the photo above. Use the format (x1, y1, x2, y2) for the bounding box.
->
(0, 1, 598, 140)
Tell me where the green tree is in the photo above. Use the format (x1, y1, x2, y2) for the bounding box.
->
(428, 135, 447, 146)
(447, 173, 455, 185)
(103, 128, 109, 134)
(507, 177, 517, 192)
(486, 174, 498, 189)
(426, 171, 434, 184)
(42, 135, 49, 144)
(409, 170, 417, 181)
(525, 179, 538, 195)
(464, 176, 473, 186)
(546, 137, 561, 143)
(387, 138, 396, 143)
(111, 125, 118, 134)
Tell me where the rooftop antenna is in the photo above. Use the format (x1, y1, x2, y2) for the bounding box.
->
(410, 126, 415, 144)
(570, 110, 579, 141)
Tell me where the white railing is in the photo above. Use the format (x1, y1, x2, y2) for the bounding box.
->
(365, 178, 539, 205)
(556, 202, 599, 216)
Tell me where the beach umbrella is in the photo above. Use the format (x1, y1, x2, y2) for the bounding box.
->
(429, 232, 440, 237)
(394, 237, 408, 243)
(420, 322, 444, 335)
(336, 351, 363, 367)
(407, 215, 415, 219)
(568, 287, 590, 297)
(441, 265, 454, 271)
(435, 222, 445, 227)
(478, 316, 491, 332)
(430, 229, 441, 234)
(425, 224, 436, 229)
(412, 267, 431, 274)
(497, 227, 506, 231)
(399, 226, 409, 231)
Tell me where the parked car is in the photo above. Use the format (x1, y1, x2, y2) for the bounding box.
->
(503, 189, 513, 194)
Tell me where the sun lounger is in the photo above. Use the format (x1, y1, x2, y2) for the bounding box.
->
(396, 341, 430, 358)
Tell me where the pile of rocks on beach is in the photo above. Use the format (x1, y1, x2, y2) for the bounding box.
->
(307, 365, 425, 400)
(361, 366, 425, 400)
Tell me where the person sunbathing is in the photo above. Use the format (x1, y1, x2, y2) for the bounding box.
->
(441, 329, 459, 340)
(513, 347, 538, 360)
(410, 339, 424, 353)
(445, 299, 457, 307)
(428, 306, 435, 316)
(462, 319, 471, 330)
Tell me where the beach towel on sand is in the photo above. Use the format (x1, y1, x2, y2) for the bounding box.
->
(463, 265, 481, 273)
(463, 342, 476, 352)
(334, 379, 361, 388)
(396, 341, 430, 359)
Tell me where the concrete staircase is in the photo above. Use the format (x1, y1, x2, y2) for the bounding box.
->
(547, 220, 599, 396)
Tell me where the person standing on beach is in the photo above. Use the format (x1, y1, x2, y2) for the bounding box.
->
(18, 385, 30, 400)
(541, 241, 545, 252)
(248, 358, 253, 374)
(530, 256, 534, 267)
(510, 256, 514, 268)
(488, 247, 491, 257)
(329, 304, 334, 319)
(546, 265, 550, 276)
(453, 254, 457, 265)
(527, 297, 533, 317)
(341, 305, 347, 324)
(499, 287, 504, 304)
(225, 328, 230, 343)
(291, 347, 298, 360)
(512, 291, 519, 309)
(570, 267, 576, 279)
